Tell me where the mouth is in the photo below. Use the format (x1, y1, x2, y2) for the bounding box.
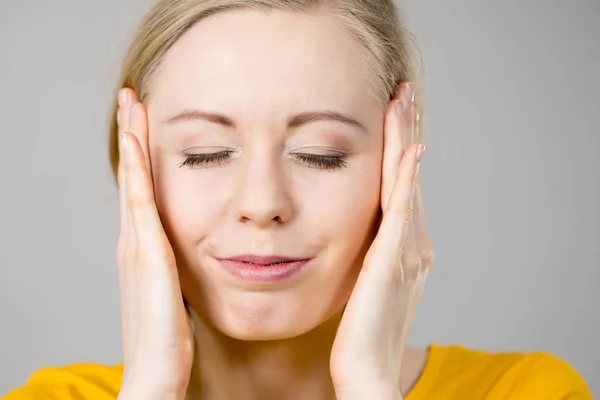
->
(220, 254, 310, 266)
(216, 254, 313, 283)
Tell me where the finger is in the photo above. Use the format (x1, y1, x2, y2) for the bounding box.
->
(401, 98, 423, 275)
(382, 83, 417, 213)
(116, 94, 134, 347)
(381, 84, 406, 212)
(117, 90, 138, 266)
(117, 90, 131, 235)
(403, 83, 416, 148)
(394, 264, 427, 365)
(414, 182, 435, 268)
(125, 90, 152, 173)
(400, 206, 421, 283)
(373, 142, 424, 273)
(411, 113, 434, 269)
(121, 131, 168, 253)
(398, 212, 428, 347)
(389, 198, 427, 361)
(117, 128, 129, 252)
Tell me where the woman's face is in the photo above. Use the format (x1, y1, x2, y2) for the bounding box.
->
(147, 9, 385, 340)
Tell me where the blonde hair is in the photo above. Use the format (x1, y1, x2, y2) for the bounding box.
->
(108, 0, 425, 180)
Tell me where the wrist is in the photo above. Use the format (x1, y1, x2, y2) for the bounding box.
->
(334, 383, 402, 400)
(118, 383, 187, 400)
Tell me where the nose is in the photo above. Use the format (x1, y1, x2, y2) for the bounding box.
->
(233, 153, 293, 227)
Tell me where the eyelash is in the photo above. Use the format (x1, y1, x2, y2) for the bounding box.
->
(179, 151, 233, 169)
(292, 153, 347, 170)
(178, 151, 348, 170)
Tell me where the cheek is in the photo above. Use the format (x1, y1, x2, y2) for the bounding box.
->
(152, 158, 231, 247)
(297, 155, 382, 245)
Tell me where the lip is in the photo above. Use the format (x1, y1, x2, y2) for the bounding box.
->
(220, 254, 309, 265)
(216, 254, 312, 283)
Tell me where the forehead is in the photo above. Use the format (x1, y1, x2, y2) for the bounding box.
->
(149, 9, 380, 122)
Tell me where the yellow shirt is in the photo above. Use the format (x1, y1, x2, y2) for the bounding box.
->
(2, 343, 593, 399)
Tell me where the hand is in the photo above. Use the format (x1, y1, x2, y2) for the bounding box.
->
(330, 83, 434, 400)
(116, 89, 194, 400)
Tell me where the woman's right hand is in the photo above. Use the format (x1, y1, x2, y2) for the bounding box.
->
(116, 89, 194, 400)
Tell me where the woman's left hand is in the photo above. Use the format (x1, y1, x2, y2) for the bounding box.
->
(330, 83, 435, 400)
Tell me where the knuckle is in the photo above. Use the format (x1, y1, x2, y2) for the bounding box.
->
(402, 251, 422, 268)
(421, 249, 435, 267)
(390, 262, 406, 285)
(399, 252, 422, 282)
(403, 202, 414, 222)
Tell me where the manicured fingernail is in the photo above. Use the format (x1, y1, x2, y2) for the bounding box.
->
(118, 89, 127, 108)
(395, 83, 403, 98)
(119, 132, 129, 150)
(416, 144, 425, 162)
(405, 83, 415, 104)
(396, 100, 405, 119)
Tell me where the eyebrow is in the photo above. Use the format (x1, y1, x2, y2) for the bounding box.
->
(162, 109, 368, 134)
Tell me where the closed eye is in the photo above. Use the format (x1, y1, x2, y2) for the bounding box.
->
(178, 151, 348, 170)
(179, 150, 234, 169)
(291, 153, 347, 170)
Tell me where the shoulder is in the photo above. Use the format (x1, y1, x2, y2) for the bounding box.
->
(505, 351, 593, 399)
(2, 362, 123, 400)
(407, 344, 593, 400)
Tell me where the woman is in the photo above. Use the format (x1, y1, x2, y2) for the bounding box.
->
(3, 0, 592, 399)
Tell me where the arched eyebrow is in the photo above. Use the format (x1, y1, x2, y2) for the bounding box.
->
(162, 109, 368, 134)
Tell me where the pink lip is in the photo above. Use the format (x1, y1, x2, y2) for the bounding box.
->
(221, 254, 308, 265)
(216, 254, 312, 283)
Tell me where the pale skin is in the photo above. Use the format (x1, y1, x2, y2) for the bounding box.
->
(116, 9, 434, 400)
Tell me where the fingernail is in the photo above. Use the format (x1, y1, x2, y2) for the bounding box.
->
(119, 132, 129, 151)
(395, 83, 403, 98)
(405, 83, 415, 104)
(416, 144, 425, 162)
(118, 89, 127, 108)
(396, 100, 405, 119)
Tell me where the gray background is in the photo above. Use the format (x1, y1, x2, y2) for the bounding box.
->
(1, 0, 598, 396)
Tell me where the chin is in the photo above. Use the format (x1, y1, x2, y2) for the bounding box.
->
(218, 320, 308, 341)
(224, 296, 331, 341)
(189, 288, 348, 342)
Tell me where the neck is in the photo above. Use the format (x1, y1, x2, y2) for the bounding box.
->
(185, 308, 343, 400)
